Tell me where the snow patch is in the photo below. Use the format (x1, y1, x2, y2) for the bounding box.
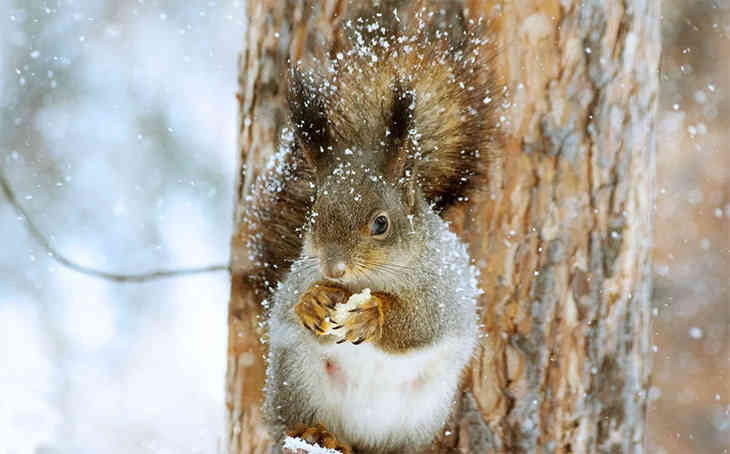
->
(283, 436, 344, 454)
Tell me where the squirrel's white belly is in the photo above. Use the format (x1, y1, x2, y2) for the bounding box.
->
(309, 338, 463, 448)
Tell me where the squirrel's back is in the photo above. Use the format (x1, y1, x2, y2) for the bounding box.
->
(244, 18, 503, 298)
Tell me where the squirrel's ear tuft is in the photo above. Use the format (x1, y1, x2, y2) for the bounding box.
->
(385, 81, 414, 183)
(288, 66, 330, 173)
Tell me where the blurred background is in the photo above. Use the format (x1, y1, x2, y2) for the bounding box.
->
(651, 1, 729, 453)
(0, 1, 726, 454)
(1, 1, 242, 452)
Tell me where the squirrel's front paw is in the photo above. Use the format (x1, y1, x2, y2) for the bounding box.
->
(285, 423, 352, 454)
(295, 283, 351, 335)
(337, 293, 387, 345)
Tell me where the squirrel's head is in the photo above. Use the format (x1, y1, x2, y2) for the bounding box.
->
(289, 66, 425, 284)
(287, 38, 501, 283)
(304, 169, 424, 284)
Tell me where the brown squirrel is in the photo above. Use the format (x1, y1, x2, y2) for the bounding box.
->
(249, 12, 503, 454)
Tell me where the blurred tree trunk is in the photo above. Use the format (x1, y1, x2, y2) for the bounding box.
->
(225, 1, 659, 453)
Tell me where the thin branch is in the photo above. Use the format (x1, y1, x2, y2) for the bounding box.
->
(0, 167, 230, 283)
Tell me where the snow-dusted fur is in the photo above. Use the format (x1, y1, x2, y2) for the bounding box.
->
(265, 207, 479, 454)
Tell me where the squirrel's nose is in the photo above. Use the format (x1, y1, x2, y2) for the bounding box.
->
(323, 260, 347, 279)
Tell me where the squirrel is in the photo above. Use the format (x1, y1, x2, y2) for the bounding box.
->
(249, 12, 503, 454)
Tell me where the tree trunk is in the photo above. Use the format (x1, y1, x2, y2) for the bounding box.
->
(225, 1, 659, 453)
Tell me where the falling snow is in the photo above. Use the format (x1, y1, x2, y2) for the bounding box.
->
(0, 1, 727, 454)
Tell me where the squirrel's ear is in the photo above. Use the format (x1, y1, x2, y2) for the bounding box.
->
(288, 66, 330, 174)
(384, 81, 414, 183)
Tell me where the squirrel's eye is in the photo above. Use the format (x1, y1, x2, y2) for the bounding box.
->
(370, 214, 389, 237)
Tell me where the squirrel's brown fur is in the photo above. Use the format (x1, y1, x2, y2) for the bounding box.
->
(293, 34, 502, 207)
(244, 17, 502, 299)
(243, 143, 314, 298)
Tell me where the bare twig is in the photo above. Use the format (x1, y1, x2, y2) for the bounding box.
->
(0, 167, 230, 283)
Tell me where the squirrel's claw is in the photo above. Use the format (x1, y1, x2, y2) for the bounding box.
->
(339, 294, 385, 345)
(295, 283, 351, 337)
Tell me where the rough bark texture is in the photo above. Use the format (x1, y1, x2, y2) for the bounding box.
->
(225, 1, 659, 453)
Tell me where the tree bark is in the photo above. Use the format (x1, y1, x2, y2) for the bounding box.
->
(226, 1, 659, 453)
